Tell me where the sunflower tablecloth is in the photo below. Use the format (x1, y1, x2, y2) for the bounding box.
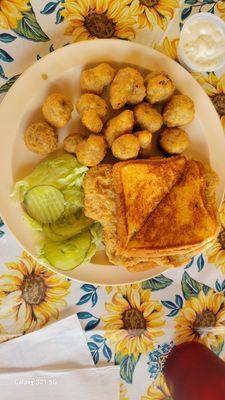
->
(0, 1, 225, 399)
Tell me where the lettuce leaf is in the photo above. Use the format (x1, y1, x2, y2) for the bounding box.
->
(83, 222, 102, 264)
(74, 222, 102, 266)
(11, 154, 87, 202)
(63, 188, 84, 215)
(12, 154, 102, 271)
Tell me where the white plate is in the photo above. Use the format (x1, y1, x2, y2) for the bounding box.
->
(0, 39, 224, 285)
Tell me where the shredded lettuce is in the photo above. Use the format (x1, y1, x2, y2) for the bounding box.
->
(12, 154, 102, 271)
(89, 222, 102, 248)
(11, 154, 88, 203)
(63, 188, 84, 215)
(83, 223, 102, 264)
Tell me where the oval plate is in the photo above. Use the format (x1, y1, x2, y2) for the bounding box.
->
(0, 39, 224, 285)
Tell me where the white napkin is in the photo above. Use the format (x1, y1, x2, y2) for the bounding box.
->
(0, 315, 120, 400)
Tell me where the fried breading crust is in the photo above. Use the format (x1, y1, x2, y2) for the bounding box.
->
(83, 162, 218, 271)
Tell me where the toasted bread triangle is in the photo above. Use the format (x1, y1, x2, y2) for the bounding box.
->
(124, 160, 218, 255)
(113, 156, 187, 246)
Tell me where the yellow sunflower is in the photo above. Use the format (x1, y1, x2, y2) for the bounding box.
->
(155, 37, 179, 61)
(0, 323, 12, 343)
(141, 374, 172, 400)
(217, 1, 225, 21)
(0, 252, 71, 333)
(175, 289, 225, 347)
(102, 286, 165, 359)
(106, 286, 113, 294)
(0, 0, 30, 30)
(0, 323, 21, 343)
(206, 229, 225, 274)
(120, 383, 128, 400)
(130, 0, 180, 31)
(105, 283, 141, 295)
(61, 0, 135, 42)
(205, 201, 225, 274)
(220, 200, 225, 228)
(193, 72, 225, 131)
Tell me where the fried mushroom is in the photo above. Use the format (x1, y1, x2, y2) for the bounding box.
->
(163, 94, 195, 127)
(42, 93, 73, 128)
(134, 130, 152, 158)
(63, 132, 86, 154)
(159, 128, 190, 154)
(24, 122, 57, 155)
(75, 134, 107, 166)
(104, 110, 134, 146)
(81, 63, 116, 94)
(145, 72, 175, 104)
(110, 67, 146, 110)
(134, 102, 163, 133)
(76, 93, 107, 133)
(111, 134, 140, 160)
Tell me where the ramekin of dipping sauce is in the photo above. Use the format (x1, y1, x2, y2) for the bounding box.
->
(178, 13, 225, 72)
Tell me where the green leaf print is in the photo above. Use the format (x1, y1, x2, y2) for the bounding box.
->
(115, 352, 140, 384)
(0, 74, 20, 94)
(13, 5, 49, 42)
(142, 274, 173, 291)
(210, 337, 224, 356)
(181, 271, 210, 301)
(0, 65, 7, 80)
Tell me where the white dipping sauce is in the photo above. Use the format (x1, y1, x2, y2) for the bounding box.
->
(181, 18, 225, 70)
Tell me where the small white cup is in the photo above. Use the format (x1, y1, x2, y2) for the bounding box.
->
(178, 12, 225, 72)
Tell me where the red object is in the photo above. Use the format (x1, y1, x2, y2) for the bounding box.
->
(164, 342, 225, 400)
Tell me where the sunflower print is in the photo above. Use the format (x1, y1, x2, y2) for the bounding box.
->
(0, 325, 7, 343)
(141, 374, 172, 400)
(105, 285, 113, 295)
(61, 0, 136, 42)
(0, 322, 14, 344)
(220, 201, 225, 229)
(105, 283, 140, 295)
(217, 1, 225, 21)
(101, 286, 165, 359)
(120, 383, 128, 400)
(130, 0, 180, 31)
(0, 252, 71, 333)
(206, 202, 225, 274)
(193, 72, 225, 131)
(155, 37, 179, 61)
(174, 290, 225, 348)
(0, 323, 21, 344)
(206, 230, 225, 274)
(0, 0, 30, 30)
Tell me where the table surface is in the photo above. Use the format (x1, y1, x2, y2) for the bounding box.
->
(0, 1, 225, 399)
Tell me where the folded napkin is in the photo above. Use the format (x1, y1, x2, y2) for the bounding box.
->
(0, 315, 120, 400)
